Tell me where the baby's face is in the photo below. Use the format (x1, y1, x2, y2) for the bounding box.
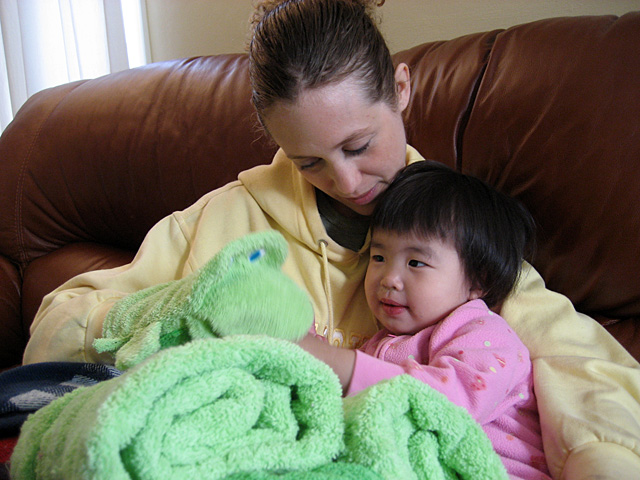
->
(365, 230, 480, 335)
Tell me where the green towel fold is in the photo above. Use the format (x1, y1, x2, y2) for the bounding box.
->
(11, 336, 344, 480)
(224, 462, 383, 479)
(340, 374, 509, 480)
(12, 339, 509, 479)
(94, 231, 314, 370)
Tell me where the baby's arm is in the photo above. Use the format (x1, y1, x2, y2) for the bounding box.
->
(350, 302, 533, 423)
(298, 332, 356, 394)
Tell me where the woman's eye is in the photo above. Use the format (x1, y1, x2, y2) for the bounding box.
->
(408, 259, 427, 267)
(299, 158, 321, 171)
(344, 142, 370, 157)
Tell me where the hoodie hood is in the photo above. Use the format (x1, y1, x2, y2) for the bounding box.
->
(239, 148, 336, 258)
(238, 146, 425, 262)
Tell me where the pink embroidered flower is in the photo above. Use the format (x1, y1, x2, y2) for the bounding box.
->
(470, 375, 487, 391)
(493, 353, 507, 368)
(404, 358, 424, 371)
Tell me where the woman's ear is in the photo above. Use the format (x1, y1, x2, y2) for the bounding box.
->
(394, 62, 411, 112)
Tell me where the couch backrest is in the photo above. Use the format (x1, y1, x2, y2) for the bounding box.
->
(397, 13, 640, 328)
(0, 55, 276, 264)
(1, 13, 638, 367)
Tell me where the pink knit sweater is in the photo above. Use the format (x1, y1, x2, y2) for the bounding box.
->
(349, 299, 550, 480)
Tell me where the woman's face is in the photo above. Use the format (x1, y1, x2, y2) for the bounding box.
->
(261, 64, 411, 217)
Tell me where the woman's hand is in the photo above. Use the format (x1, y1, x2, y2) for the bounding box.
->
(298, 333, 356, 395)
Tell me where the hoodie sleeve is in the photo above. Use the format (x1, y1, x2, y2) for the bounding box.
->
(502, 262, 640, 480)
(24, 181, 274, 364)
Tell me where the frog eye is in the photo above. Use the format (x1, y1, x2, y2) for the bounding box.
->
(248, 248, 266, 263)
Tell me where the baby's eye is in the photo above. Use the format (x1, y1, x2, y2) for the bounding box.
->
(370, 254, 384, 263)
(408, 259, 427, 267)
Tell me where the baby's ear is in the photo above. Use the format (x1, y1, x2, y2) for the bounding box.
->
(468, 287, 483, 301)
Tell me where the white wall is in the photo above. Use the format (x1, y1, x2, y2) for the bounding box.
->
(144, 0, 640, 62)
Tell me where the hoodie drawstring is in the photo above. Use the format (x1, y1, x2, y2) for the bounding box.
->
(318, 239, 335, 345)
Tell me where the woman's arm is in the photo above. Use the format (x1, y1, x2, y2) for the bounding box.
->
(24, 181, 271, 364)
(501, 261, 640, 480)
(24, 212, 192, 364)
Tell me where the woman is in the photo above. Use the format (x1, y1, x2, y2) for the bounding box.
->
(25, 1, 640, 479)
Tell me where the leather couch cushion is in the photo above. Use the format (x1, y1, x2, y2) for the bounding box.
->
(460, 14, 640, 323)
(0, 55, 276, 270)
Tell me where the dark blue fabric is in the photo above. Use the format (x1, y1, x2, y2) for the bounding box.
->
(0, 362, 121, 437)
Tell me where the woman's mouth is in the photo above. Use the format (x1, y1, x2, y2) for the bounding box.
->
(347, 186, 378, 206)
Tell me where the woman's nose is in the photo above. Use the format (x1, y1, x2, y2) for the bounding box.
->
(330, 160, 360, 195)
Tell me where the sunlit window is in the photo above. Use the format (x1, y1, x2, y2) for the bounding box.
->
(0, 0, 148, 132)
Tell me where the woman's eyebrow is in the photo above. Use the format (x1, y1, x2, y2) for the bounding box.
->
(339, 128, 372, 146)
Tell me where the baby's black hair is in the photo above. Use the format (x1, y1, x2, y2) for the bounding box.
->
(370, 161, 536, 307)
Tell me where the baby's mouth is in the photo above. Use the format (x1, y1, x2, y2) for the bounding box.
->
(380, 298, 407, 316)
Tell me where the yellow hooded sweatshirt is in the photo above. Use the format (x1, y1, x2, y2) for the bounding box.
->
(25, 146, 640, 480)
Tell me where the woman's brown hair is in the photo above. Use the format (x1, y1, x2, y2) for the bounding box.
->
(248, 0, 395, 119)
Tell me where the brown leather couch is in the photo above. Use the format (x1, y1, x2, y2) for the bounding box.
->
(1, 13, 639, 370)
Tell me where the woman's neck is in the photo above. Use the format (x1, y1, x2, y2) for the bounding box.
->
(316, 189, 370, 251)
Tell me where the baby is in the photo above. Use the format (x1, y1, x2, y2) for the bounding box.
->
(360, 160, 550, 480)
